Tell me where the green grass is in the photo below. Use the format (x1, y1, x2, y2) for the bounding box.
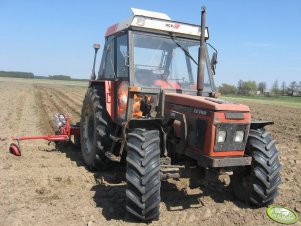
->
(222, 95, 301, 108)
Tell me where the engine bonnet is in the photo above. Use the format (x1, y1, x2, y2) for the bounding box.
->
(165, 93, 250, 112)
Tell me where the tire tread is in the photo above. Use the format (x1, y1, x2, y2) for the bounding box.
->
(126, 129, 161, 221)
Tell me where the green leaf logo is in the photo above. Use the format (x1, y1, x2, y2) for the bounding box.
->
(267, 206, 299, 224)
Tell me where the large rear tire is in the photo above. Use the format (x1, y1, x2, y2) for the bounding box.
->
(126, 129, 161, 221)
(80, 86, 115, 169)
(230, 128, 281, 206)
(73, 122, 81, 148)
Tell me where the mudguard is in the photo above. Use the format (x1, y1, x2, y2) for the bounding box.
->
(250, 121, 274, 130)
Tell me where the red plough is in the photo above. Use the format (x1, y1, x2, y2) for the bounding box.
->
(9, 113, 80, 156)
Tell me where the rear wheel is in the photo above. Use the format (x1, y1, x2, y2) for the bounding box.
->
(74, 122, 81, 148)
(80, 86, 115, 169)
(126, 129, 161, 221)
(230, 128, 281, 206)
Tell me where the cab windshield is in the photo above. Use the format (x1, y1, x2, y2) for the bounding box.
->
(133, 33, 212, 92)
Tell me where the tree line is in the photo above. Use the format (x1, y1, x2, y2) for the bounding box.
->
(48, 75, 71, 80)
(0, 71, 34, 78)
(0, 70, 87, 81)
(219, 80, 301, 96)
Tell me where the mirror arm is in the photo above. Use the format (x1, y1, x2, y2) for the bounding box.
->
(91, 43, 100, 80)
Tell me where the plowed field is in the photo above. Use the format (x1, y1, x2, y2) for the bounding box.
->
(0, 78, 300, 226)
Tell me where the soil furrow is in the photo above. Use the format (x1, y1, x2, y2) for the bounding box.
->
(46, 88, 81, 117)
(49, 87, 83, 108)
(1, 79, 300, 226)
(34, 85, 60, 133)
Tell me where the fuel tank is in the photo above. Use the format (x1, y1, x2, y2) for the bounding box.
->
(164, 93, 251, 157)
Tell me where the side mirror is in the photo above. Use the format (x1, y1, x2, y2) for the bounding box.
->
(210, 52, 218, 75)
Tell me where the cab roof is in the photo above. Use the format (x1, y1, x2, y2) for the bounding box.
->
(105, 8, 209, 39)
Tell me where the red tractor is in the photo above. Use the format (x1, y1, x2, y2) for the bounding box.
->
(80, 7, 281, 221)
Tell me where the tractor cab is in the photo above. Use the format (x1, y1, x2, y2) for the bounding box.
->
(93, 8, 217, 122)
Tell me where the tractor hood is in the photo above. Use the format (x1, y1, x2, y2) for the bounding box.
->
(165, 93, 250, 112)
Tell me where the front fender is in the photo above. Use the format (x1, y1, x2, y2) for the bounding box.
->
(250, 121, 274, 130)
(128, 118, 164, 155)
(128, 118, 163, 130)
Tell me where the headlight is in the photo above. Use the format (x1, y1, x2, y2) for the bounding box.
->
(217, 131, 226, 143)
(234, 131, 244, 142)
(117, 82, 128, 120)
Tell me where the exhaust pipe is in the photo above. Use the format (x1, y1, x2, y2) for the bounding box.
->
(197, 6, 206, 96)
(91, 43, 100, 80)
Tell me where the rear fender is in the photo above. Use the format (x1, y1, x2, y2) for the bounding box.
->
(89, 80, 105, 88)
(89, 80, 115, 122)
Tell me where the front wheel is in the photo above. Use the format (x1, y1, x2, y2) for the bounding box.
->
(230, 128, 281, 206)
(126, 128, 161, 221)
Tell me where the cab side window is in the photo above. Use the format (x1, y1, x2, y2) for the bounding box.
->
(98, 37, 115, 79)
(116, 34, 129, 78)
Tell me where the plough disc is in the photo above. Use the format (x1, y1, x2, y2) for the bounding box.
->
(9, 143, 21, 156)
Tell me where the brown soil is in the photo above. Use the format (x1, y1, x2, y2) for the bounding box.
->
(0, 80, 300, 226)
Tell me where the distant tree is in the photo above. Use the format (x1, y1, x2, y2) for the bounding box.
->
(237, 80, 243, 94)
(272, 80, 280, 96)
(281, 81, 286, 96)
(48, 75, 71, 80)
(258, 81, 267, 94)
(0, 71, 34, 78)
(218, 83, 238, 95)
(288, 81, 298, 96)
(241, 80, 257, 95)
(34, 75, 47, 79)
